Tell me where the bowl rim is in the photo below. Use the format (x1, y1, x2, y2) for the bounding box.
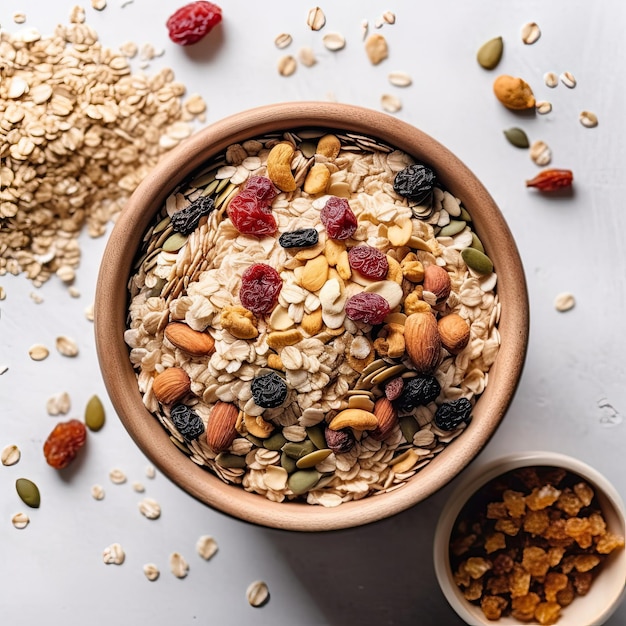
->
(433, 450, 626, 625)
(94, 101, 530, 531)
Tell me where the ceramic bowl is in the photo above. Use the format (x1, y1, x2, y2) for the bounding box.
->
(94, 102, 529, 531)
(433, 451, 626, 625)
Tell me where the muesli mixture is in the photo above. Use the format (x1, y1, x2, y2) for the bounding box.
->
(124, 128, 501, 507)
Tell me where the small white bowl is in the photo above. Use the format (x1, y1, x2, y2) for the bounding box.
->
(433, 451, 626, 626)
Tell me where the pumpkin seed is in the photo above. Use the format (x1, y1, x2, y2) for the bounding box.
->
(280, 452, 297, 473)
(162, 232, 188, 252)
(263, 432, 288, 451)
(462, 247, 494, 275)
(470, 233, 485, 254)
(370, 363, 406, 386)
(246, 580, 270, 607)
(1, 444, 21, 466)
(503, 127, 529, 149)
(287, 469, 321, 495)
(12, 512, 30, 529)
(215, 452, 247, 469)
(399, 416, 419, 444)
(16, 478, 40, 508)
(305, 425, 326, 450)
(296, 448, 332, 469)
(196, 535, 218, 560)
(281, 440, 315, 460)
(439, 220, 467, 237)
(85, 394, 105, 431)
(476, 36, 503, 70)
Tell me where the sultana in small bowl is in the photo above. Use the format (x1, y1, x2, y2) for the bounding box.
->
(95, 102, 529, 531)
(433, 451, 626, 625)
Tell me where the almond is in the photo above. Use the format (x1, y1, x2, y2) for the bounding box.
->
(206, 402, 239, 453)
(438, 313, 470, 355)
(422, 264, 451, 304)
(404, 312, 442, 373)
(152, 367, 191, 405)
(164, 322, 215, 356)
(370, 397, 398, 441)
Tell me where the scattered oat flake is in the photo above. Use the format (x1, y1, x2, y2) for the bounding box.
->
(132, 481, 145, 493)
(91, 485, 105, 500)
(91, 0, 107, 10)
(521, 21, 541, 44)
(0, 286, 5, 300)
(383, 11, 396, 24)
(84, 303, 95, 321)
(323, 32, 346, 52)
(68, 287, 80, 298)
(12, 512, 29, 529)
(277, 55, 297, 77)
(0, 366, 8, 376)
(381, 93, 402, 113)
(536, 100, 552, 115)
(530, 140, 552, 166)
(1, 444, 21, 466)
(56, 265, 76, 283)
(374, 16, 384, 29)
(365, 33, 388, 65)
(544, 72, 559, 88)
(196, 535, 219, 560)
(554, 292, 575, 312)
(143, 563, 160, 581)
(138, 497, 161, 520)
(56, 336, 79, 357)
(298, 46, 317, 67)
(103, 543, 125, 565)
(579, 111, 598, 128)
(46, 391, 71, 416)
(360, 19, 369, 40)
(274, 33, 292, 49)
(169, 552, 189, 578)
(145, 464, 156, 479)
(247, 580, 270, 607)
(29, 292, 43, 304)
(119, 41, 138, 57)
(560, 71, 577, 88)
(28, 344, 49, 361)
(388, 71, 412, 87)
(306, 6, 326, 31)
(109, 468, 127, 484)
(13, 12, 26, 24)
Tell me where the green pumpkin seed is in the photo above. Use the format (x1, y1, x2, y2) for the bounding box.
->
(300, 141, 317, 158)
(16, 478, 40, 508)
(85, 394, 105, 431)
(162, 232, 188, 252)
(215, 453, 247, 469)
(306, 426, 326, 450)
(503, 127, 530, 149)
(281, 440, 315, 460)
(152, 215, 172, 235)
(263, 432, 288, 451)
(287, 469, 321, 495)
(459, 207, 472, 223)
(470, 232, 485, 254)
(246, 434, 264, 447)
(399, 416, 419, 444)
(462, 247, 494, 275)
(201, 178, 220, 196)
(439, 220, 467, 237)
(280, 452, 297, 474)
(296, 449, 332, 469)
(477, 36, 504, 70)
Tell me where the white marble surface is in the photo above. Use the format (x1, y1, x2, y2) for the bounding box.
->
(1, 1, 625, 624)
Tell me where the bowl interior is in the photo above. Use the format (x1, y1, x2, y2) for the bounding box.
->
(433, 452, 626, 625)
(94, 102, 529, 531)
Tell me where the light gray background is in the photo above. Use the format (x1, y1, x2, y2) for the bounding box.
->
(1, 1, 625, 624)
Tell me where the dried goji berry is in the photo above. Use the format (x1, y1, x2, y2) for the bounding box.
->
(166, 1, 222, 46)
(239, 263, 283, 315)
(320, 196, 357, 240)
(525, 169, 573, 191)
(344, 292, 390, 325)
(348, 245, 389, 280)
(43, 419, 87, 469)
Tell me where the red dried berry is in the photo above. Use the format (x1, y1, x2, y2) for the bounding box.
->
(228, 191, 277, 235)
(166, 1, 222, 46)
(384, 377, 405, 402)
(43, 419, 87, 469)
(320, 196, 357, 240)
(525, 169, 574, 192)
(348, 245, 389, 280)
(240, 263, 283, 315)
(344, 292, 390, 325)
(243, 176, 279, 205)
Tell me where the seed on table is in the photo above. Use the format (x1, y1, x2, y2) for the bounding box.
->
(560, 71, 577, 88)
(388, 71, 412, 87)
(196, 535, 219, 560)
(246, 580, 270, 607)
(1, 444, 21, 466)
(579, 111, 598, 128)
(544, 71, 559, 88)
(12, 512, 30, 529)
(476, 36, 503, 70)
(277, 55, 297, 77)
(85, 394, 106, 431)
(28, 344, 49, 361)
(16, 478, 40, 508)
(521, 21, 541, 44)
(554, 292, 575, 312)
(503, 127, 530, 149)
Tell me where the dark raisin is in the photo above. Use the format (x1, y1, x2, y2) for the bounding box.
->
(344, 292, 390, 325)
(396, 375, 441, 413)
(170, 404, 205, 440)
(279, 228, 319, 249)
(433, 397, 472, 431)
(171, 195, 215, 234)
(251, 371, 288, 408)
(393, 164, 437, 205)
(324, 427, 355, 454)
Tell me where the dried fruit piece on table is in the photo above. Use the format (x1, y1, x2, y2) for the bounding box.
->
(393, 164, 437, 205)
(171, 196, 215, 234)
(166, 1, 222, 46)
(348, 245, 389, 280)
(320, 197, 357, 240)
(239, 263, 283, 315)
(525, 169, 573, 192)
(251, 371, 288, 408)
(493, 75, 535, 110)
(476, 36, 503, 70)
(503, 127, 530, 149)
(85, 394, 106, 431)
(16, 478, 41, 508)
(43, 419, 87, 469)
(434, 397, 472, 431)
(345, 292, 390, 325)
(170, 404, 205, 440)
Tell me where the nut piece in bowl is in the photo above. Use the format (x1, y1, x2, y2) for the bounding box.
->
(95, 102, 529, 531)
(433, 452, 626, 625)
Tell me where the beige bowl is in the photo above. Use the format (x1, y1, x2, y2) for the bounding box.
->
(433, 451, 626, 625)
(94, 102, 529, 531)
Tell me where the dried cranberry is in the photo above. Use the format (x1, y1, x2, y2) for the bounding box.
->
(228, 191, 277, 235)
(43, 419, 87, 469)
(344, 292, 390, 325)
(348, 245, 389, 280)
(239, 263, 282, 315)
(384, 377, 405, 401)
(320, 196, 357, 240)
(166, 1, 222, 46)
(243, 176, 279, 204)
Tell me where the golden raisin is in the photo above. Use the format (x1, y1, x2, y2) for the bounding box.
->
(43, 419, 87, 469)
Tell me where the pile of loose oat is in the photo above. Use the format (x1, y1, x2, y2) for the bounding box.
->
(0, 6, 206, 286)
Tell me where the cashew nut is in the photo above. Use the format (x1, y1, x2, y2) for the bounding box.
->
(400, 252, 425, 282)
(328, 408, 378, 431)
(220, 305, 259, 339)
(266, 142, 297, 192)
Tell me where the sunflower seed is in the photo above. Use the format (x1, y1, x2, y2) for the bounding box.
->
(12, 512, 30, 529)
(381, 93, 402, 113)
(536, 100, 552, 115)
(1, 444, 21, 466)
(323, 33, 346, 52)
(138, 497, 161, 520)
(306, 7, 326, 31)
(554, 292, 575, 312)
(579, 110, 598, 128)
(246, 580, 270, 607)
(530, 140, 552, 166)
(91, 484, 105, 500)
(56, 336, 79, 357)
(274, 33, 292, 49)
(521, 21, 541, 44)
(196, 535, 219, 560)
(143, 563, 160, 581)
(560, 71, 577, 88)
(277, 55, 297, 77)
(103, 543, 125, 565)
(544, 71, 559, 88)
(169, 552, 189, 578)
(28, 344, 49, 361)
(388, 71, 412, 87)
(16, 478, 40, 508)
